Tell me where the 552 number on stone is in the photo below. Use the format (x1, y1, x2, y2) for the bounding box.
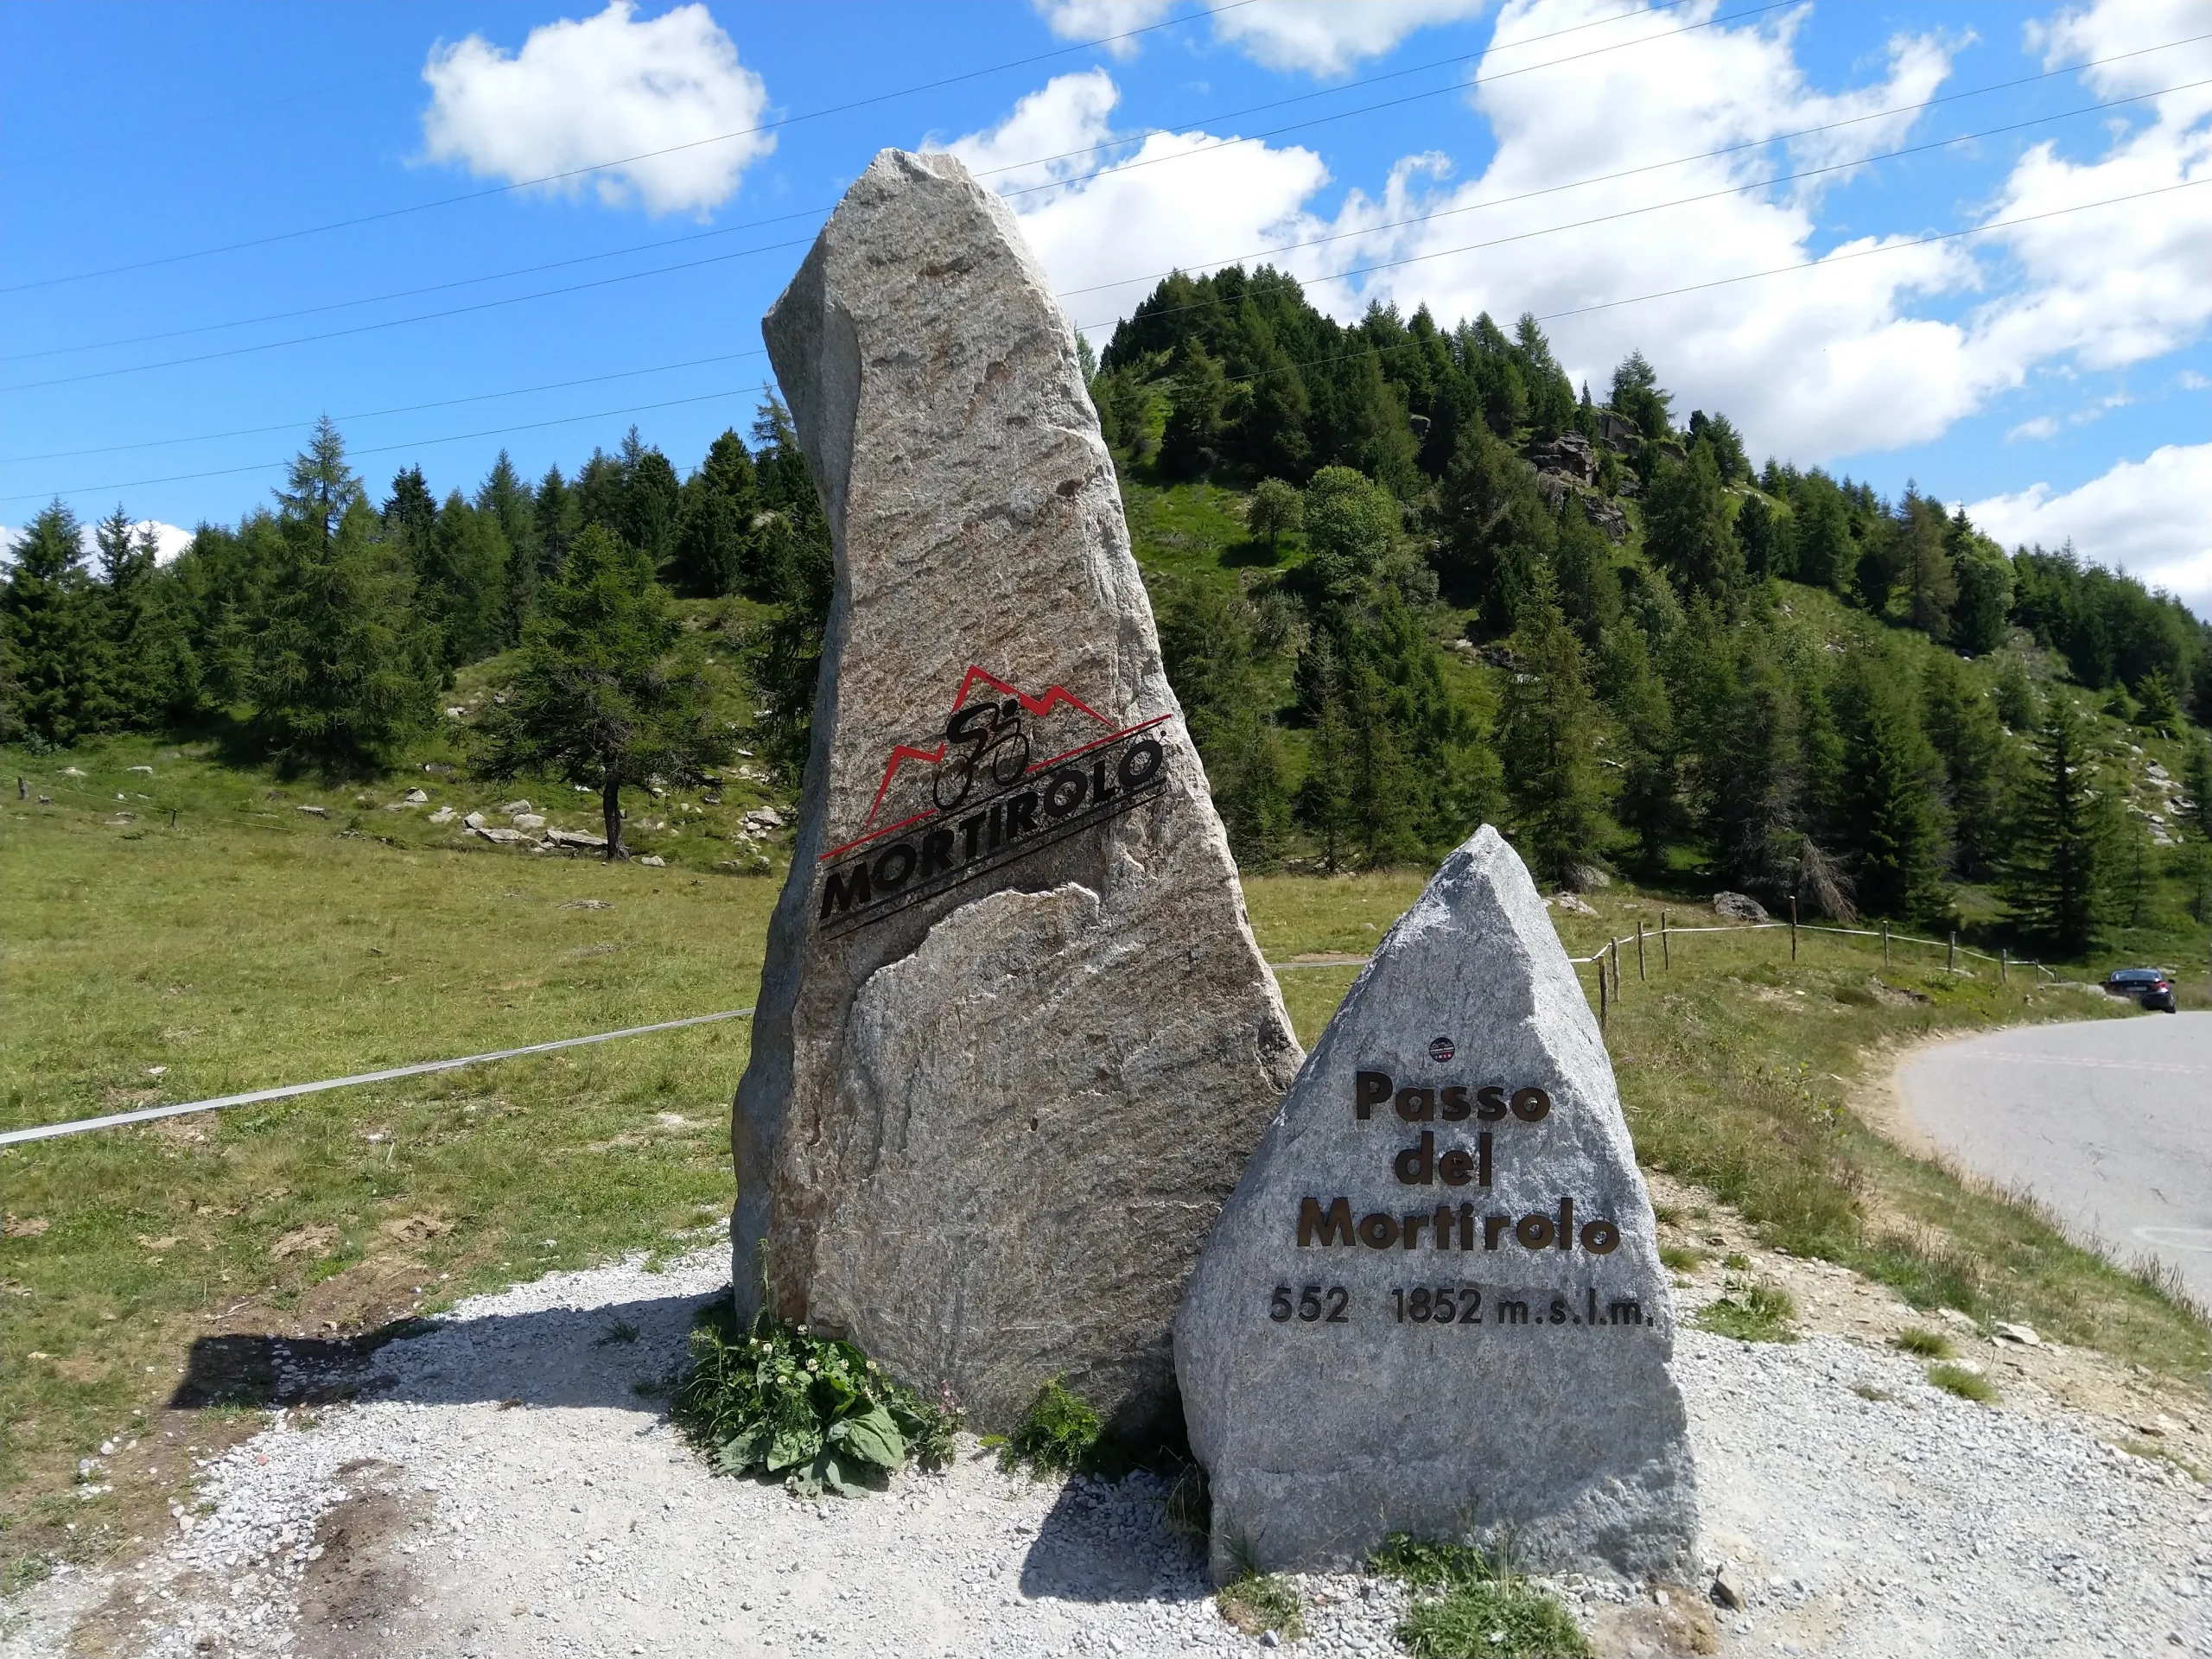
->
(1268, 1284, 1350, 1323)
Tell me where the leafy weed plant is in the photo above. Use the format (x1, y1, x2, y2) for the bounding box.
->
(995, 1376, 1107, 1478)
(1694, 1281, 1798, 1344)
(1371, 1533, 1590, 1659)
(673, 1301, 959, 1498)
(1926, 1362, 1998, 1404)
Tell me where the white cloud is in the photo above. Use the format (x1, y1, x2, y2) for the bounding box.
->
(1029, 0, 1493, 73)
(1969, 443, 2212, 613)
(0, 519, 192, 569)
(2007, 416, 2061, 442)
(981, 0, 2205, 469)
(421, 2, 773, 216)
(1969, 0, 2212, 378)
(1209, 0, 1495, 76)
(942, 69, 1122, 193)
(1029, 0, 1175, 60)
(1300, 0, 1980, 461)
(940, 72, 1332, 335)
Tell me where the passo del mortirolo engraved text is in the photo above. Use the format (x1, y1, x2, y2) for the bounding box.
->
(1274, 1066, 1652, 1331)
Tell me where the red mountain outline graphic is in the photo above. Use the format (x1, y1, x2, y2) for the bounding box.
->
(821, 666, 1165, 862)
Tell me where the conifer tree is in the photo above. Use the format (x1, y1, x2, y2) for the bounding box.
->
(480, 524, 731, 858)
(535, 465, 582, 581)
(2186, 737, 2212, 843)
(1160, 340, 1228, 480)
(1945, 506, 2012, 654)
(671, 428, 760, 598)
(1921, 652, 2009, 878)
(1607, 351, 1672, 439)
(2000, 697, 2103, 956)
(2133, 668, 2180, 736)
(94, 507, 194, 729)
(250, 494, 435, 772)
(1598, 621, 1677, 872)
(1499, 564, 1606, 887)
(476, 452, 540, 632)
(2, 500, 105, 747)
(1994, 652, 2038, 730)
(1834, 652, 1948, 922)
(424, 493, 512, 664)
(1643, 444, 1741, 601)
(1894, 491, 1957, 639)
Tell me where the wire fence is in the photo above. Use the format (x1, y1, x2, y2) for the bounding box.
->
(0, 1008, 756, 1149)
(1558, 900, 2094, 1026)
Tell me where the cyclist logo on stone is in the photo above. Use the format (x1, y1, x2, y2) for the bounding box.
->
(814, 666, 1170, 934)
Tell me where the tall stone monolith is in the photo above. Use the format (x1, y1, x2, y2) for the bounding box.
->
(730, 149, 1302, 1435)
(1175, 825, 1697, 1582)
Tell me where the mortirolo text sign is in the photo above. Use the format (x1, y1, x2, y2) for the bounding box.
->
(731, 149, 1301, 1436)
(1175, 825, 1698, 1582)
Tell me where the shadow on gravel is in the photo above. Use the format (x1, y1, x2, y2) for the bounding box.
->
(170, 1287, 723, 1413)
(1018, 1473, 1207, 1605)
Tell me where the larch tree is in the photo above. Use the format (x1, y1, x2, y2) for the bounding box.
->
(1499, 563, 1607, 887)
(480, 524, 732, 859)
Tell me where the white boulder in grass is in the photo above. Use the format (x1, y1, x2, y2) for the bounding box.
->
(1176, 825, 1697, 1584)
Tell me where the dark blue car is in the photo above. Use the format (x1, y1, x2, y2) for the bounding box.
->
(2103, 967, 2177, 1013)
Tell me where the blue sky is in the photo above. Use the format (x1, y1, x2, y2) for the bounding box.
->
(3, 0, 2206, 601)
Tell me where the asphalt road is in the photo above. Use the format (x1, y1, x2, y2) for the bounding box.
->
(1897, 1010, 2212, 1307)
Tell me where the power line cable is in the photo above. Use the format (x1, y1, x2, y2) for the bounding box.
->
(15, 34, 2199, 463)
(4, 4, 2135, 396)
(3, 387, 766, 503)
(8, 0, 1730, 362)
(2, 350, 770, 466)
(6, 72, 2192, 406)
(10, 179, 2195, 506)
(0, 1, 1265, 295)
(3, 1, 1712, 385)
(1050, 78, 2209, 308)
(1166, 178, 2212, 389)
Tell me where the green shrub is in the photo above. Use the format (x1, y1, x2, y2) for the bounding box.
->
(1372, 1533, 1590, 1659)
(1926, 1362, 1997, 1403)
(1694, 1281, 1798, 1343)
(1217, 1572, 1306, 1640)
(1892, 1326, 1953, 1357)
(672, 1300, 960, 1497)
(996, 1376, 1106, 1477)
(1658, 1244, 1705, 1273)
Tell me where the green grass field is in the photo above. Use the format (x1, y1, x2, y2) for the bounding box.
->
(3, 740, 2206, 1586)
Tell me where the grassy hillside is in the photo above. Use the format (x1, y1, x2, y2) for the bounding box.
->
(4, 770, 2205, 1590)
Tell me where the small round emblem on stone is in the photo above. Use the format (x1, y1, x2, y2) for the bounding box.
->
(1428, 1036, 1456, 1063)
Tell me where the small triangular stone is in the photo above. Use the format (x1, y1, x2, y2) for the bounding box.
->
(1176, 825, 1697, 1581)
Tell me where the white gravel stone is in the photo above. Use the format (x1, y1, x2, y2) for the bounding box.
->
(7, 1242, 2207, 1658)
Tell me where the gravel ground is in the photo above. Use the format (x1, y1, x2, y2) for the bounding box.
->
(5, 1238, 2207, 1659)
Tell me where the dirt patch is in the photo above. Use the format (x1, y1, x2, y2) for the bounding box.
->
(1587, 1586, 1719, 1656)
(294, 1460, 429, 1659)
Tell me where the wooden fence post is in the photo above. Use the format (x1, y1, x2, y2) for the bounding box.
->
(1598, 957, 1609, 1028)
(1999, 946, 2007, 986)
(1661, 912, 1670, 971)
(1637, 919, 1647, 982)
(1882, 921, 1890, 969)
(1789, 895, 1798, 961)
(1611, 938, 1623, 1000)
(1948, 931, 1956, 973)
